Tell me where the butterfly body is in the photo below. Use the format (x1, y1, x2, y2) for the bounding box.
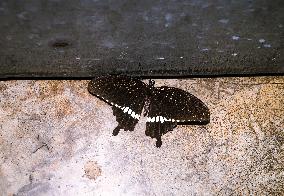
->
(88, 75, 210, 147)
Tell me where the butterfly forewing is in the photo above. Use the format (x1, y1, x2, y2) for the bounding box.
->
(88, 76, 147, 110)
(88, 75, 148, 133)
(155, 86, 210, 124)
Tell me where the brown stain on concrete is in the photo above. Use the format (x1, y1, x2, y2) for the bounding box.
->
(68, 80, 89, 97)
(208, 77, 284, 139)
(254, 84, 284, 124)
(38, 81, 65, 99)
(0, 83, 8, 92)
(53, 97, 74, 119)
(198, 77, 284, 195)
(84, 160, 102, 181)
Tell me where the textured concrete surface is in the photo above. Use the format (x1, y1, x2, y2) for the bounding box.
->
(0, 77, 283, 195)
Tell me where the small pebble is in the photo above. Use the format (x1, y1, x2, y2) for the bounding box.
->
(259, 39, 265, 43)
(232, 36, 240, 40)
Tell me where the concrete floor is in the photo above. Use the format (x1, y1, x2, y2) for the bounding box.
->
(0, 77, 283, 195)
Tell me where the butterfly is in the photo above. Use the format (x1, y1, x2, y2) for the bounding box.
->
(88, 75, 210, 147)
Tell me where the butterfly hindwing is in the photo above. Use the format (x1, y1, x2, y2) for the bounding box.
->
(145, 121, 177, 147)
(88, 75, 148, 135)
(146, 86, 210, 147)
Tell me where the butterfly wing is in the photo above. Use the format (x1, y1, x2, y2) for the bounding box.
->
(146, 86, 210, 147)
(88, 75, 148, 134)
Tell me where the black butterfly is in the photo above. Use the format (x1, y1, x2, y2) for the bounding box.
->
(88, 75, 210, 147)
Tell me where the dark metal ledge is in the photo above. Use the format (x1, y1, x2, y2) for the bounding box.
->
(0, 0, 283, 78)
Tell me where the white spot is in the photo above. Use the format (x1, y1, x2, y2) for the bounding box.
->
(218, 19, 229, 24)
(160, 116, 165, 123)
(165, 13, 172, 21)
(75, 57, 80, 60)
(131, 111, 136, 118)
(157, 57, 165, 60)
(259, 39, 265, 43)
(127, 108, 132, 114)
(155, 116, 159, 122)
(171, 119, 175, 122)
(232, 35, 240, 40)
(263, 44, 271, 48)
(232, 53, 238, 56)
(176, 120, 180, 122)
(6, 35, 12, 40)
(143, 15, 149, 21)
(201, 48, 209, 51)
(123, 107, 129, 113)
(17, 12, 27, 20)
(180, 56, 183, 59)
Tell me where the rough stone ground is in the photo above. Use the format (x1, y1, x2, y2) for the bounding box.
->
(0, 77, 283, 196)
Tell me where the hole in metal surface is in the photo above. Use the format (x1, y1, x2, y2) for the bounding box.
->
(49, 38, 72, 48)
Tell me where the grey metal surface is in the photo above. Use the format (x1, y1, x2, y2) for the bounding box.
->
(0, 0, 283, 78)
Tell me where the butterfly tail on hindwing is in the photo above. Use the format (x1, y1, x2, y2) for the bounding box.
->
(145, 121, 177, 147)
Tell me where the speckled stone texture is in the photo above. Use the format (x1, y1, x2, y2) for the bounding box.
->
(0, 77, 283, 195)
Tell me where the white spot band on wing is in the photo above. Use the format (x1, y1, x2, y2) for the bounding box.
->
(123, 107, 129, 113)
(110, 104, 140, 120)
(146, 116, 175, 123)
